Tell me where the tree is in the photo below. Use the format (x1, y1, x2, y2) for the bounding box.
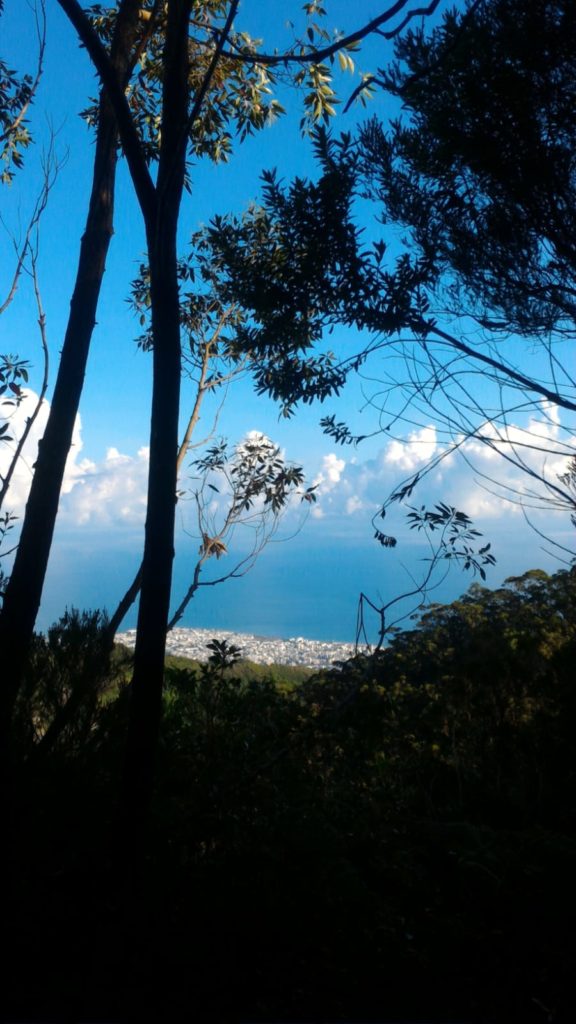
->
(0, 0, 150, 757)
(0, 0, 305, 772)
(0, 0, 51, 534)
(362, 0, 576, 338)
(1, 0, 441, 819)
(167, 432, 316, 630)
(353, 0, 576, 526)
(197, 0, 576, 543)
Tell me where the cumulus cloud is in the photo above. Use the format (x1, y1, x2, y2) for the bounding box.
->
(309, 409, 575, 540)
(308, 427, 440, 522)
(61, 445, 149, 527)
(1, 390, 148, 530)
(313, 453, 345, 490)
(446, 406, 574, 519)
(2, 391, 573, 550)
(0, 389, 92, 512)
(383, 425, 438, 471)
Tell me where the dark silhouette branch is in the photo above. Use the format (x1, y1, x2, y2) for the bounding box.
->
(0, 246, 50, 511)
(217, 0, 443, 66)
(56, 0, 156, 221)
(0, 0, 46, 146)
(422, 321, 576, 414)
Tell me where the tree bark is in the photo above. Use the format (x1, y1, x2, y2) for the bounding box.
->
(0, 1, 145, 748)
(121, 0, 192, 823)
(105, 340, 212, 643)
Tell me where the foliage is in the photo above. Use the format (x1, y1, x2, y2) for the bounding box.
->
(0, 354, 29, 436)
(191, 433, 314, 518)
(350, 567, 576, 817)
(5, 567, 576, 1020)
(0, 46, 33, 183)
(361, 0, 576, 337)
(12, 607, 128, 757)
(163, 649, 314, 688)
(168, 432, 315, 628)
(405, 502, 495, 576)
(0, 0, 45, 183)
(360, 501, 496, 647)
(194, 3, 576, 528)
(347, 0, 576, 526)
(81, 0, 367, 167)
(193, 128, 434, 413)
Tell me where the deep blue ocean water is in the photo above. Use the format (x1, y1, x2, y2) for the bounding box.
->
(36, 523, 560, 643)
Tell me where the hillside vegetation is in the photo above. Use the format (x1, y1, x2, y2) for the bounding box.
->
(4, 567, 576, 1022)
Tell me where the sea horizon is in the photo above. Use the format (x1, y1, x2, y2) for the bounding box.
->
(34, 525, 561, 644)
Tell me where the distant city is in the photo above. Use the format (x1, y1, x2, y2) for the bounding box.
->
(116, 626, 358, 669)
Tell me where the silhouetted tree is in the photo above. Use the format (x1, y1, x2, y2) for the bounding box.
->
(0, 0, 149, 758)
(198, 0, 576, 534)
(354, 0, 576, 519)
(43, 0, 447, 820)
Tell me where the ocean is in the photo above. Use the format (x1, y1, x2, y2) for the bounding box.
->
(35, 520, 559, 642)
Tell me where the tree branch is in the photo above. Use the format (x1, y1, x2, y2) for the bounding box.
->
(217, 0, 443, 66)
(0, 0, 46, 145)
(56, 0, 156, 221)
(0, 246, 50, 511)
(424, 321, 576, 414)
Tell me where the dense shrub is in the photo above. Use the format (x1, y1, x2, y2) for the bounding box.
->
(4, 569, 576, 1021)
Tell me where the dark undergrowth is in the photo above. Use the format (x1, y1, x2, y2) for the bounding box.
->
(3, 568, 576, 1023)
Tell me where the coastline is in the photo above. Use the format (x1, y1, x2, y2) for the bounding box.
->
(116, 625, 358, 669)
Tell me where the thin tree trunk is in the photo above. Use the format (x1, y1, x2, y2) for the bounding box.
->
(121, 0, 192, 823)
(105, 342, 212, 643)
(0, 1, 145, 747)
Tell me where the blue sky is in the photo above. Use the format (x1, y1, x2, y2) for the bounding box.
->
(1, 1, 574, 641)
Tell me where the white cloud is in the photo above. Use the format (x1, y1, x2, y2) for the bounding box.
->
(313, 452, 346, 490)
(62, 445, 149, 527)
(345, 495, 364, 515)
(1, 389, 148, 529)
(2, 392, 573, 552)
(104, 446, 133, 465)
(308, 409, 575, 542)
(0, 388, 91, 510)
(384, 425, 438, 470)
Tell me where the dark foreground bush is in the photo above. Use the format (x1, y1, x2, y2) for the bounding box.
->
(3, 570, 576, 1022)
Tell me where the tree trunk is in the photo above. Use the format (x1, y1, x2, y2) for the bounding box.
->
(121, 0, 191, 823)
(105, 347, 211, 645)
(0, 1, 145, 750)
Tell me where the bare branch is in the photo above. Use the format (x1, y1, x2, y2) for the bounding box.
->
(420, 322, 576, 414)
(217, 0, 443, 66)
(0, 139, 59, 316)
(0, 0, 46, 147)
(0, 245, 50, 512)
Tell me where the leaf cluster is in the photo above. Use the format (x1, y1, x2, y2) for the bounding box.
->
(82, 2, 289, 168)
(359, 0, 576, 336)
(0, 354, 29, 445)
(0, 55, 33, 183)
(192, 433, 313, 522)
(193, 128, 434, 412)
(405, 501, 496, 580)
